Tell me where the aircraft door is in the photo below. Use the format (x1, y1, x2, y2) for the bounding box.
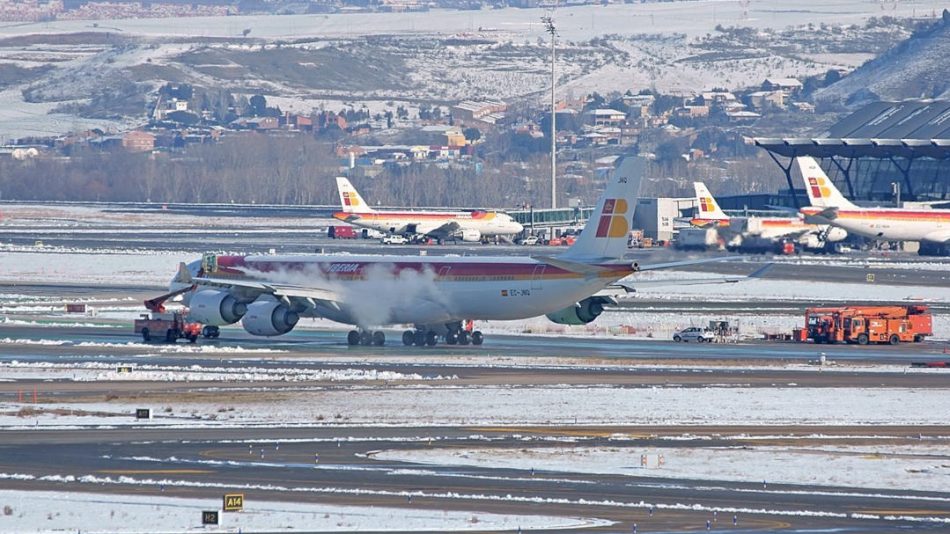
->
(531, 265, 545, 290)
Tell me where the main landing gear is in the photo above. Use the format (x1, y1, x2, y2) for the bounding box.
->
(401, 324, 484, 347)
(347, 329, 386, 346)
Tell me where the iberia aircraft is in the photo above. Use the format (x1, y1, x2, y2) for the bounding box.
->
(332, 177, 523, 242)
(797, 156, 950, 256)
(691, 182, 846, 251)
(170, 157, 734, 347)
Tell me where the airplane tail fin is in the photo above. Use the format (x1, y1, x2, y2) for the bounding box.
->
(693, 182, 730, 222)
(561, 155, 644, 262)
(336, 177, 374, 214)
(795, 157, 857, 209)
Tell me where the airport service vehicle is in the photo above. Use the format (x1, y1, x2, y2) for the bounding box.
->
(168, 157, 734, 346)
(333, 177, 523, 243)
(518, 235, 540, 246)
(691, 182, 846, 253)
(133, 285, 203, 343)
(800, 305, 932, 345)
(672, 326, 712, 343)
(797, 156, 950, 256)
(327, 225, 358, 239)
(381, 234, 409, 245)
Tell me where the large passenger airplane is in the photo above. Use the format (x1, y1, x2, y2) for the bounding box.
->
(797, 156, 950, 256)
(170, 157, 732, 346)
(691, 182, 846, 251)
(332, 177, 523, 242)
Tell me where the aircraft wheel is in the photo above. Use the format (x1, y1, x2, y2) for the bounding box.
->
(402, 330, 415, 346)
(347, 330, 360, 346)
(372, 331, 385, 346)
(471, 331, 484, 346)
(425, 331, 438, 346)
(360, 331, 373, 345)
(445, 332, 457, 345)
(141, 328, 150, 342)
(458, 331, 470, 346)
(413, 331, 426, 346)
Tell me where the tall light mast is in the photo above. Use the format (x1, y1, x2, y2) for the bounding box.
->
(542, 14, 557, 209)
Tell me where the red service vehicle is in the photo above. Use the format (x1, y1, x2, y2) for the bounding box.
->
(800, 305, 932, 345)
(328, 225, 359, 239)
(133, 284, 206, 343)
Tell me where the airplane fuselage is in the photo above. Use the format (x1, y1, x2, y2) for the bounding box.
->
(333, 210, 522, 238)
(801, 207, 950, 242)
(202, 254, 633, 327)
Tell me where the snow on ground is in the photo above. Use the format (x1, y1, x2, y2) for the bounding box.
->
(0, 489, 609, 532)
(0, 250, 191, 287)
(0, 359, 445, 383)
(1, 386, 948, 429)
(371, 443, 950, 493)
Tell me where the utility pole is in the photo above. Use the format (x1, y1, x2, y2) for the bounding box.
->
(542, 14, 557, 209)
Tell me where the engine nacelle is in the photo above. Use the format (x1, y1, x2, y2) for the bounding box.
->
(825, 227, 847, 243)
(241, 298, 300, 337)
(460, 228, 481, 242)
(545, 296, 615, 325)
(188, 290, 247, 325)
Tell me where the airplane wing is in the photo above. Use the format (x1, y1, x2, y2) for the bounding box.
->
(424, 221, 462, 239)
(921, 230, 950, 244)
(177, 263, 340, 307)
(609, 262, 773, 293)
(801, 207, 839, 223)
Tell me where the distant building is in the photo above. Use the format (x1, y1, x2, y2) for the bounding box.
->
(452, 100, 507, 124)
(122, 131, 156, 152)
(761, 77, 803, 95)
(587, 108, 626, 127)
(747, 90, 785, 110)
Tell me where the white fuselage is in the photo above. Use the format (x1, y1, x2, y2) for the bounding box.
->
(801, 207, 950, 242)
(334, 210, 523, 238)
(196, 254, 631, 328)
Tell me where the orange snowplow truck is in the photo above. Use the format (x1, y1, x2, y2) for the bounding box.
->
(801, 305, 932, 345)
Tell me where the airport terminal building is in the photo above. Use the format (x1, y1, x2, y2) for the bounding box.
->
(754, 100, 950, 207)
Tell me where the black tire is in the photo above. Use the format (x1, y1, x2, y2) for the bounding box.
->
(188, 335, 197, 344)
(402, 330, 415, 346)
(697, 337, 705, 343)
(347, 330, 360, 346)
(445, 332, 457, 345)
(372, 331, 385, 346)
(471, 331, 484, 346)
(413, 331, 426, 346)
(425, 331, 438, 346)
(857, 333, 869, 345)
(165, 329, 177, 343)
(673, 335, 681, 342)
(914, 334, 924, 343)
(360, 331, 373, 346)
(141, 328, 150, 342)
(889, 334, 900, 346)
(458, 331, 470, 346)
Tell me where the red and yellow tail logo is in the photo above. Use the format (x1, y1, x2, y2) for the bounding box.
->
(807, 177, 830, 199)
(595, 198, 630, 238)
(342, 191, 360, 207)
(699, 197, 716, 213)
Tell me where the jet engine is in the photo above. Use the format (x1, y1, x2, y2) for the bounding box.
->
(188, 289, 247, 325)
(824, 227, 847, 243)
(241, 297, 300, 336)
(460, 229, 481, 242)
(545, 296, 616, 325)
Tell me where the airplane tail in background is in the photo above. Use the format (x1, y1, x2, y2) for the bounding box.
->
(561, 155, 644, 262)
(796, 157, 857, 209)
(336, 177, 375, 214)
(693, 182, 730, 222)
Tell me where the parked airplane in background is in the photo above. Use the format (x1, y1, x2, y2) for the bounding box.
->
(332, 177, 523, 243)
(171, 157, 742, 347)
(797, 156, 950, 256)
(691, 182, 846, 252)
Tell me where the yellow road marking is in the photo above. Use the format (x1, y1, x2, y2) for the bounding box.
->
(97, 469, 211, 475)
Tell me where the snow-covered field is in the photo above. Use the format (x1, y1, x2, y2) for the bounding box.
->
(2, 386, 948, 429)
(371, 442, 950, 493)
(0, 489, 609, 532)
